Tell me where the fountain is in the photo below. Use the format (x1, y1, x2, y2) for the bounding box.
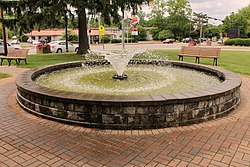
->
(16, 50, 242, 129)
(104, 51, 133, 79)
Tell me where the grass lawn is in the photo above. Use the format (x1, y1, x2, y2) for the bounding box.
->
(0, 72, 11, 79)
(135, 50, 250, 76)
(20, 53, 86, 68)
(2, 50, 249, 76)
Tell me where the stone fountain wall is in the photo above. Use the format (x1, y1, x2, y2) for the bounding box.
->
(16, 60, 241, 129)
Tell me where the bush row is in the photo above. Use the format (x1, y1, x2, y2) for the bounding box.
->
(224, 38, 250, 46)
(101, 36, 138, 43)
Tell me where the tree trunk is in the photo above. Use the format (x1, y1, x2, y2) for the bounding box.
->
(0, 8, 7, 56)
(77, 8, 89, 54)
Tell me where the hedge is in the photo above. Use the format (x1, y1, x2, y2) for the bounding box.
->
(101, 36, 111, 43)
(111, 38, 122, 43)
(224, 38, 250, 46)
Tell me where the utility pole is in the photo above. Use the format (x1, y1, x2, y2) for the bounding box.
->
(192, 12, 207, 46)
(65, 10, 69, 52)
(199, 18, 202, 45)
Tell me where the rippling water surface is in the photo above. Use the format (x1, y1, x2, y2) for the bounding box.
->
(36, 65, 221, 95)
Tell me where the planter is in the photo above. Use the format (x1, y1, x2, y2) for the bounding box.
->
(188, 41, 196, 46)
(36, 46, 51, 54)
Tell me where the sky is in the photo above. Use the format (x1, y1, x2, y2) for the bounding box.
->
(189, 0, 250, 25)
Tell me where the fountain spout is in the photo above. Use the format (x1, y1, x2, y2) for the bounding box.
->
(104, 52, 134, 80)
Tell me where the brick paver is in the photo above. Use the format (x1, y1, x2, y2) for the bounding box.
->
(1, 66, 250, 167)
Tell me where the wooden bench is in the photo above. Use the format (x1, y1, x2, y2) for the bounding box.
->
(178, 46, 221, 66)
(0, 49, 29, 66)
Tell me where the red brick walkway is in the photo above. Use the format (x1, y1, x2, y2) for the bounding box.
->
(0, 66, 250, 167)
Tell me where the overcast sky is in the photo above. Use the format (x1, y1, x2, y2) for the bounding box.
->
(189, 0, 250, 25)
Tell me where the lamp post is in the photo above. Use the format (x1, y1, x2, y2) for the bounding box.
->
(88, 14, 91, 46)
(122, 16, 125, 49)
(65, 10, 68, 52)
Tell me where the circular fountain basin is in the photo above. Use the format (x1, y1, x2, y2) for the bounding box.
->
(16, 60, 242, 129)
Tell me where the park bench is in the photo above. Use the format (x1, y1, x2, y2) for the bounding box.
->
(0, 49, 29, 66)
(178, 46, 221, 66)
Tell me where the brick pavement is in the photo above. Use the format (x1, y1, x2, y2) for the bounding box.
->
(0, 66, 250, 167)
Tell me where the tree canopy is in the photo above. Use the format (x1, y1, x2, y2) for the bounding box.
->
(1, 0, 152, 54)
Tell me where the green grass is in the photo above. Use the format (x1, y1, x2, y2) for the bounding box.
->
(2, 50, 249, 76)
(0, 72, 11, 79)
(21, 53, 85, 68)
(0, 52, 86, 68)
(135, 50, 250, 76)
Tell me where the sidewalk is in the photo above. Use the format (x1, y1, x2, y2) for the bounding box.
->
(0, 66, 250, 167)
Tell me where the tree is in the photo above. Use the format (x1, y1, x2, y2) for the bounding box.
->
(134, 25, 147, 41)
(147, 0, 192, 40)
(158, 29, 174, 40)
(222, 4, 250, 38)
(166, 14, 190, 40)
(167, 0, 191, 16)
(147, 0, 168, 29)
(16, 0, 152, 54)
(237, 4, 250, 37)
(0, 0, 19, 55)
(204, 25, 220, 39)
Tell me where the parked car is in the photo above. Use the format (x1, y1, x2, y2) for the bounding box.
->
(217, 38, 224, 44)
(182, 37, 192, 43)
(48, 41, 79, 53)
(32, 40, 41, 45)
(0, 41, 21, 53)
(198, 38, 207, 42)
(162, 39, 175, 44)
(27, 38, 33, 43)
(11, 40, 20, 45)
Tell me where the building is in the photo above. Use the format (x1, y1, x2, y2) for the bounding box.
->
(28, 28, 117, 43)
(27, 27, 153, 43)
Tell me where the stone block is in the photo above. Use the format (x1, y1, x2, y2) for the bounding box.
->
(75, 104, 86, 112)
(136, 107, 144, 114)
(50, 101, 55, 108)
(67, 104, 74, 111)
(185, 103, 199, 112)
(174, 104, 184, 113)
(166, 113, 175, 122)
(110, 106, 123, 115)
(67, 111, 79, 120)
(128, 116, 139, 125)
(55, 102, 65, 110)
(140, 115, 149, 124)
(162, 104, 174, 113)
(124, 107, 136, 115)
(102, 114, 114, 124)
(35, 104, 40, 112)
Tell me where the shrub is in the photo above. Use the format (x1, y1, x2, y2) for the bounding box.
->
(61, 30, 78, 42)
(125, 38, 138, 43)
(224, 38, 250, 46)
(111, 38, 122, 43)
(158, 30, 174, 41)
(101, 36, 110, 43)
(21, 35, 28, 42)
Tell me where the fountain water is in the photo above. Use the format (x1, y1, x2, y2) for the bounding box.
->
(16, 50, 242, 129)
(93, 50, 137, 79)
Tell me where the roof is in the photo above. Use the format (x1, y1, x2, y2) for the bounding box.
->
(28, 28, 115, 37)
